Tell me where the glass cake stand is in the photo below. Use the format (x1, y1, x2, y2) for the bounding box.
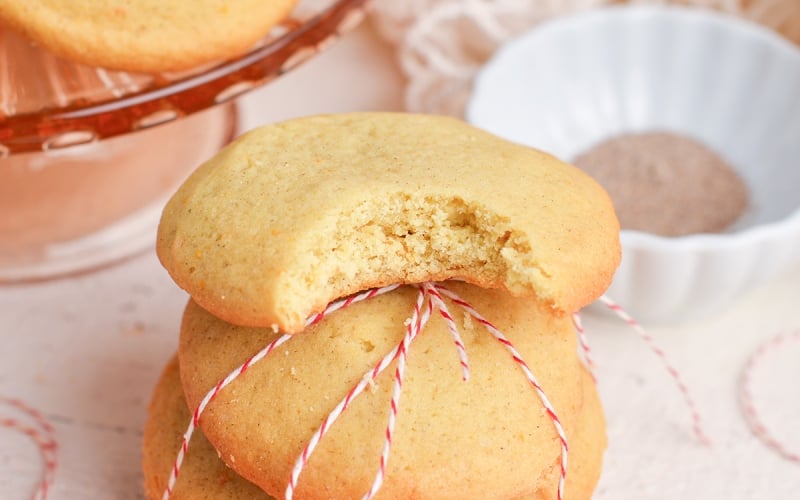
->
(0, 0, 369, 282)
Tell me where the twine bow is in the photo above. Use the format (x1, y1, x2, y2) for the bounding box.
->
(164, 282, 570, 500)
(164, 282, 719, 500)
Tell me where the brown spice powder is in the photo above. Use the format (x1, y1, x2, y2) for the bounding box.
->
(572, 132, 749, 237)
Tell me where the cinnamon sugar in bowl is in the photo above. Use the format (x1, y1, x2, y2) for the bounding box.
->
(468, 6, 800, 322)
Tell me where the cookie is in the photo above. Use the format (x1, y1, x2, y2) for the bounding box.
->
(142, 356, 273, 500)
(563, 370, 606, 500)
(144, 354, 605, 500)
(157, 113, 621, 332)
(177, 281, 605, 499)
(0, 0, 298, 73)
(144, 354, 604, 500)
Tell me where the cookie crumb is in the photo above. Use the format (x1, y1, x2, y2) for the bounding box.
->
(462, 312, 474, 331)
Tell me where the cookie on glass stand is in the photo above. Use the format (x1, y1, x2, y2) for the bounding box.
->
(0, 0, 298, 72)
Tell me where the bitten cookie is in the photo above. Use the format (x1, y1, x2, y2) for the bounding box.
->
(142, 356, 273, 500)
(0, 0, 298, 73)
(157, 113, 621, 332)
(178, 282, 605, 499)
(144, 354, 604, 500)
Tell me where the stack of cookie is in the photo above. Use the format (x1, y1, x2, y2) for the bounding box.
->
(142, 113, 621, 499)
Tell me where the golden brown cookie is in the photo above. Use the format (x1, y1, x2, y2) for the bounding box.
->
(143, 354, 606, 500)
(178, 281, 605, 499)
(142, 356, 274, 500)
(157, 113, 620, 332)
(144, 355, 604, 500)
(561, 370, 606, 500)
(0, 0, 298, 73)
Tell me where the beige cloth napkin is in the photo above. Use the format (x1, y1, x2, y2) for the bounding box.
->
(369, 0, 800, 115)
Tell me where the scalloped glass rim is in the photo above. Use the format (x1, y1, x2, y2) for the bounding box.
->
(0, 102, 238, 283)
(0, 0, 368, 156)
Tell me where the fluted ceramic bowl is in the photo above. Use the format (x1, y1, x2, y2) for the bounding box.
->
(467, 5, 800, 322)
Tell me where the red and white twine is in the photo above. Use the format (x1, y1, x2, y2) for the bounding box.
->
(573, 304, 710, 447)
(596, 295, 711, 446)
(436, 284, 570, 500)
(163, 282, 571, 500)
(0, 397, 58, 500)
(423, 282, 470, 381)
(739, 329, 800, 463)
(163, 284, 402, 500)
(164, 282, 718, 500)
(571, 312, 597, 382)
(287, 288, 434, 500)
(362, 288, 432, 500)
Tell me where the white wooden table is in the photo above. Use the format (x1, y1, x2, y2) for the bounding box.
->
(2, 21, 798, 500)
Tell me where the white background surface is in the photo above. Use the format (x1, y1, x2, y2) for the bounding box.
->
(2, 20, 799, 500)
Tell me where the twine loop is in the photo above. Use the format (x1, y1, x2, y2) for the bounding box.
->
(739, 329, 800, 463)
(164, 282, 570, 500)
(164, 283, 716, 500)
(0, 397, 58, 500)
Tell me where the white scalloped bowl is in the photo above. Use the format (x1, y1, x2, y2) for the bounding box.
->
(467, 5, 800, 322)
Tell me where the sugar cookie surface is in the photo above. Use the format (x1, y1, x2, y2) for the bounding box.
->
(0, 0, 298, 72)
(178, 282, 605, 499)
(158, 113, 620, 332)
(144, 352, 604, 500)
